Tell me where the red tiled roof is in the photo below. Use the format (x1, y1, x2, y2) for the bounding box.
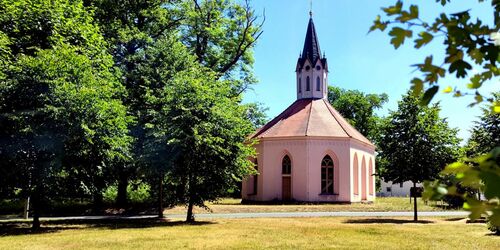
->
(250, 98, 374, 147)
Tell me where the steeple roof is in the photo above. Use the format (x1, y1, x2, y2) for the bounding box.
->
(297, 17, 326, 70)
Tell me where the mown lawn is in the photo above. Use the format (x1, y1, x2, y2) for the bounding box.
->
(164, 197, 453, 214)
(0, 217, 497, 249)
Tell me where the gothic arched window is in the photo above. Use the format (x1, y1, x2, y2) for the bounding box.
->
(282, 155, 291, 175)
(316, 76, 320, 91)
(321, 155, 334, 194)
(298, 78, 302, 93)
(306, 76, 310, 91)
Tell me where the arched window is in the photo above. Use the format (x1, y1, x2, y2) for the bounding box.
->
(321, 155, 334, 194)
(316, 76, 320, 91)
(306, 76, 310, 91)
(282, 155, 291, 175)
(298, 78, 302, 93)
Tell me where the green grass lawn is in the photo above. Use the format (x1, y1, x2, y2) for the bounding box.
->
(164, 197, 455, 214)
(0, 217, 497, 249)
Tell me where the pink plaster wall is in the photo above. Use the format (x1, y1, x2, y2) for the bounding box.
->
(242, 137, 375, 203)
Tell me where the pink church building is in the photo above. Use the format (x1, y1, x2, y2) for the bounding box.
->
(242, 16, 376, 203)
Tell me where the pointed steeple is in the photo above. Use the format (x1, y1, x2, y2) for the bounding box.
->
(295, 16, 328, 100)
(300, 17, 321, 66)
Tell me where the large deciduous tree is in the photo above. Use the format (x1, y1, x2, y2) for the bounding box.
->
(145, 49, 256, 221)
(378, 93, 460, 221)
(371, 0, 500, 227)
(84, 0, 263, 207)
(465, 92, 500, 157)
(327, 86, 388, 140)
(0, 0, 131, 228)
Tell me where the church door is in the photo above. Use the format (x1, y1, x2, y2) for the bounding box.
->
(282, 155, 292, 201)
(282, 176, 291, 200)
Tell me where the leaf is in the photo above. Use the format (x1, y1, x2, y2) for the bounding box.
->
(474, 94, 483, 103)
(415, 32, 433, 48)
(420, 86, 439, 105)
(389, 27, 412, 49)
(466, 74, 482, 89)
(448, 60, 472, 78)
(411, 78, 424, 96)
(369, 15, 388, 32)
(383, 1, 403, 16)
(443, 86, 453, 93)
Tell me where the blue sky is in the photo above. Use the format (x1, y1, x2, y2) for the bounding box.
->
(242, 0, 498, 142)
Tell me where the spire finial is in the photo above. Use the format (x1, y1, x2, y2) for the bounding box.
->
(309, 0, 313, 17)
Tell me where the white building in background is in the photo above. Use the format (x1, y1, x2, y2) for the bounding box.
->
(378, 180, 422, 197)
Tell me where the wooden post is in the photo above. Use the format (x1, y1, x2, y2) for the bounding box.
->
(413, 182, 418, 221)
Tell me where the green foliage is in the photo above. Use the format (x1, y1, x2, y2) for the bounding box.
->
(0, 0, 131, 227)
(179, 0, 264, 92)
(327, 86, 388, 140)
(465, 92, 500, 157)
(424, 95, 500, 229)
(424, 148, 500, 228)
(103, 182, 151, 204)
(243, 102, 269, 129)
(158, 62, 256, 221)
(378, 93, 461, 184)
(370, 0, 499, 111)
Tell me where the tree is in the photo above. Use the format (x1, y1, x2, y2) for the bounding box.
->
(0, 0, 130, 228)
(465, 92, 500, 157)
(153, 62, 256, 222)
(425, 94, 500, 228)
(85, 0, 263, 208)
(378, 93, 460, 221)
(327, 86, 388, 140)
(371, 0, 500, 227)
(370, 0, 499, 110)
(179, 0, 264, 93)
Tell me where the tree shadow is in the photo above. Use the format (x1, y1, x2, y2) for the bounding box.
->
(343, 218, 434, 224)
(444, 217, 465, 222)
(0, 217, 215, 237)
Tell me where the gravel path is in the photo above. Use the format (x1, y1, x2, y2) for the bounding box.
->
(0, 211, 469, 222)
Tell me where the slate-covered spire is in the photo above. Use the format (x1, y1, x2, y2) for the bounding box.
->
(301, 17, 321, 65)
(296, 15, 328, 100)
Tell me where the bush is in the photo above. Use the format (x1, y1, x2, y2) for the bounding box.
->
(128, 182, 151, 204)
(103, 185, 118, 204)
(102, 181, 152, 205)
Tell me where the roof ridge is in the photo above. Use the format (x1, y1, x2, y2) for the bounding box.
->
(322, 99, 351, 138)
(304, 100, 314, 136)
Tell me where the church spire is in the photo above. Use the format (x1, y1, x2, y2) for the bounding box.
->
(300, 17, 321, 67)
(296, 15, 328, 100)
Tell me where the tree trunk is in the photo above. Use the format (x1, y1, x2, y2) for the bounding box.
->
(158, 173, 164, 218)
(93, 191, 103, 214)
(23, 197, 30, 220)
(31, 189, 40, 230)
(186, 200, 194, 222)
(116, 170, 128, 207)
(413, 182, 418, 222)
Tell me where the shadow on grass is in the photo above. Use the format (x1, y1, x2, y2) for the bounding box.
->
(343, 218, 434, 224)
(444, 217, 465, 222)
(0, 218, 215, 237)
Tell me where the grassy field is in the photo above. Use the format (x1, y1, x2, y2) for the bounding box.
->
(164, 197, 454, 214)
(0, 217, 497, 249)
